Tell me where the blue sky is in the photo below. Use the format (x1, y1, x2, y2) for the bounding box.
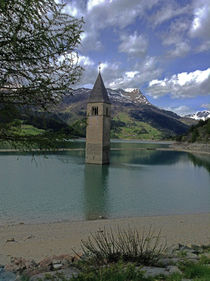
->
(61, 0, 210, 116)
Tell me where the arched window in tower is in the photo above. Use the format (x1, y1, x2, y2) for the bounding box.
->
(92, 106, 98, 116)
(106, 107, 109, 116)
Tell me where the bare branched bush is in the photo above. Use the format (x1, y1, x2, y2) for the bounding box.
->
(80, 226, 167, 266)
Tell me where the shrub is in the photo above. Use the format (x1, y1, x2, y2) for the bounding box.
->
(80, 226, 166, 266)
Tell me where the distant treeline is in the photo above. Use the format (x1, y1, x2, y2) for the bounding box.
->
(176, 119, 210, 143)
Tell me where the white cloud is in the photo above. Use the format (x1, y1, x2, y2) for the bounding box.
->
(125, 71, 139, 79)
(190, 0, 210, 38)
(167, 42, 191, 57)
(164, 105, 194, 116)
(151, 2, 191, 26)
(78, 55, 94, 66)
(87, 0, 107, 11)
(63, 0, 159, 53)
(63, 5, 80, 17)
(119, 32, 148, 57)
(147, 68, 210, 99)
(161, 18, 191, 45)
(76, 59, 121, 88)
(108, 56, 162, 89)
(86, 0, 158, 28)
(196, 40, 210, 52)
(201, 103, 210, 110)
(75, 55, 161, 90)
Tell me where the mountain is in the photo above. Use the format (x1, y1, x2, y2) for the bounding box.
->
(185, 111, 210, 121)
(55, 88, 191, 139)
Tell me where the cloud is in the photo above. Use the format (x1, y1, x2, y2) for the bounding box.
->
(189, 0, 210, 38)
(167, 42, 191, 57)
(119, 32, 148, 57)
(87, 0, 107, 11)
(164, 105, 194, 116)
(162, 19, 190, 46)
(196, 40, 210, 52)
(76, 56, 122, 88)
(75, 55, 162, 90)
(63, 0, 159, 53)
(78, 55, 94, 66)
(108, 56, 162, 89)
(79, 31, 102, 52)
(201, 103, 210, 110)
(147, 68, 210, 99)
(86, 0, 158, 28)
(151, 2, 191, 26)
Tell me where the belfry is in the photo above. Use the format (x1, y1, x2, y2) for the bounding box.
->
(85, 72, 111, 164)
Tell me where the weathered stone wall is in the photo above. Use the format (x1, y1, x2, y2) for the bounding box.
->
(86, 103, 111, 164)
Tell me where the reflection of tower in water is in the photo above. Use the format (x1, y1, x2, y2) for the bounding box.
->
(84, 164, 109, 220)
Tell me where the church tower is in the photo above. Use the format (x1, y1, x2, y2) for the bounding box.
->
(85, 72, 111, 164)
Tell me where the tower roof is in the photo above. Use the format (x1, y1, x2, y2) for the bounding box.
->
(88, 72, 110, 104)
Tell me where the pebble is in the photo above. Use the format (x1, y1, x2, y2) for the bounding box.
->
(6, 238, 15, 243)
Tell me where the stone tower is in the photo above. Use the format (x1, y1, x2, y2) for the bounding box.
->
(85, 72, 111, 164)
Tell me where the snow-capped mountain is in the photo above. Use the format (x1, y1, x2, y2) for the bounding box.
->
(65, 87, 151, 105)
(185, 111, 210, 121)
(107, 88, 151, 105)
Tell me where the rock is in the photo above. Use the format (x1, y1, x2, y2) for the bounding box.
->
(0, 268, 16, 281)
(157, 258, 172, 266)
(29, 267, 79, 281)
(52, 263, 63, 270)
(201, 252, 210, 259)
(166, 265, 182, 275)
(158, 257, 180, 266)
(25, 235, 35, 240)
(186, 252, 199, 259)
(6, 238, 15, 243)
(201, 244, 210, 251)
(140, 266, 170, 277)
(52, 260, 63, 270)
(178, 243, 186, 250)
(98, 216, 106, 219)
(191, 244, 202, 252)
(166, 244, 180, 255)
(28, 255, 75, 275)
(37, 257, 52, 272)
(5, 257, 38, 274)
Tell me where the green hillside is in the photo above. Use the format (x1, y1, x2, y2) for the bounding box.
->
(178, 119, 210, 143)
(111, 112, 163, 140)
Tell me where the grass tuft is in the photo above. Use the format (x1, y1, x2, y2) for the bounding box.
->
(71, 262, 151, 281)
(80, 226, 167, 266)
(180, 261, 210, 280)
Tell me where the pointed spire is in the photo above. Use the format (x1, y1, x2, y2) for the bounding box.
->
(88, 72, 110, 104)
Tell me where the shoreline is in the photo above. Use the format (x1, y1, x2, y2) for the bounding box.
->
(1, 213, 210, 265)
(0, 146, 210, 155)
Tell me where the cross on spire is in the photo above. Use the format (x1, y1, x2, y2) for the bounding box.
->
(98, 62, 101, 72)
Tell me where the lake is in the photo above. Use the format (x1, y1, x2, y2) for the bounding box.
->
(0, 141, 210, 224)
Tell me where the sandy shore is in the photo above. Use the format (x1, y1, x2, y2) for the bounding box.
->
(0, 213, 210, 265)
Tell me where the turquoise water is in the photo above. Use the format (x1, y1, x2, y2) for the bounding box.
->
(0, 141, 210, 224)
